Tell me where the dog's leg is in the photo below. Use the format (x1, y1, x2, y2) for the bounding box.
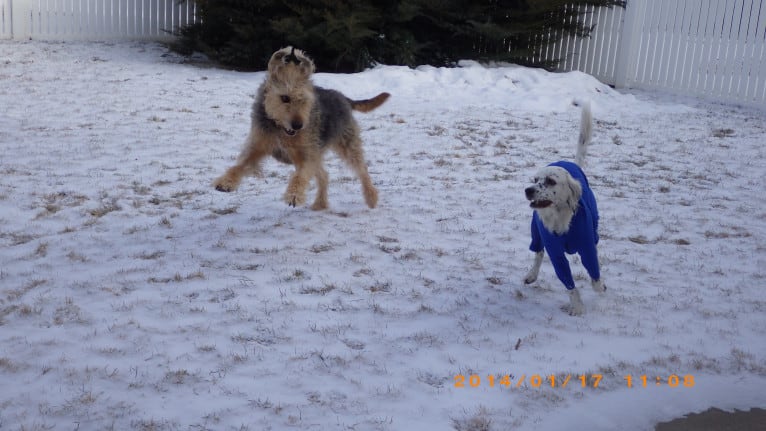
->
(283, 151, 312, 207)
(562, 288, 585, 316)
(284, 169, 310, 207)
(311, 165, 329, 211)
(357, 164, 378, 209)
(336, 135, 378, 209)
(524, 251, 544, 284)
(580, 245, 606, 293)
(213, 130, 269, 192)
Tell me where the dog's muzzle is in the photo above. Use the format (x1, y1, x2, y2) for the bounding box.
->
(529, 200, 553, 209)
(274, 119, 302, 137)
(525, 186, 552, 209)
(283, 120, 303, 137)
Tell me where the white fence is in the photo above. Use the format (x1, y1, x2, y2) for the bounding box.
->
(0, 0, 195, 40)
(2, 1, 764, 107)
(549, 0, 766, 108)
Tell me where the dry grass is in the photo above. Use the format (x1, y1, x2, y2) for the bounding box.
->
(452, 407, 492, 431)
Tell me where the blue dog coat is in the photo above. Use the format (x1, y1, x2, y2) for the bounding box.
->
(529, 161, 600, 290)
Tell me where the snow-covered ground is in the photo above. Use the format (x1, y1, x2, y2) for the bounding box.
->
(1, 41, 765, 431)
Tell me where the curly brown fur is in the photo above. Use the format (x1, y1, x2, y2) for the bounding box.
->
(213, 46, 390, 210)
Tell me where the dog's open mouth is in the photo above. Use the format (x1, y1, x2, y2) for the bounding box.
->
(284, 128, 297, 136)
(529, 200, 553, 209)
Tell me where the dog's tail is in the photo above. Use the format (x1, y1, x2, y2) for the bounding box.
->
(349, 92, 390, 113)
(575, 101, 592, 167)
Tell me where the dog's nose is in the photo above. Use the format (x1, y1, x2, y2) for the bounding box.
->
(291, 120, 303, 131)
(525, 186, 536, 200)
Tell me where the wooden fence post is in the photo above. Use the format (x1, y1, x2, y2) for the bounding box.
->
(613, 0, 645, 88)
(10, 0, 31, 40)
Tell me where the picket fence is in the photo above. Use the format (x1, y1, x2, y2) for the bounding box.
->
(1, 0, 764, 107)
(548, 0, 766, 108)
(0, 0, 195, 40)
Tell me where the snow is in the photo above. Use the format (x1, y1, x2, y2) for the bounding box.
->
(1, 40, 765, 431)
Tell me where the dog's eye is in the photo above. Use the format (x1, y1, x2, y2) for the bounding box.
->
(280, 95, 291, 104)
(544, 177, 557, 186)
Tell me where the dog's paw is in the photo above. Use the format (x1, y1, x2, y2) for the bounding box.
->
(284, 191, 306, 207)
(562, 289, 585, 316)
(591, 279, 606, 293)
(310, 201, 328, 211)
(363, 186, 378, 209)
(523, 272, 538, 284)
(561, 302, 585, 316)
(562, 303, 585, 316)
(213, 176, 238, 192)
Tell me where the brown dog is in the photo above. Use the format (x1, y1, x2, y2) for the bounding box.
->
(213, 46, 390, 210)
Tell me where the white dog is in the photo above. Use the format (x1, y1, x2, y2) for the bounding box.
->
(523, 102, 605, 316)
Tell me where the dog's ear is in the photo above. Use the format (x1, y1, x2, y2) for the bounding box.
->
(268, 47, 315, 81)
(285, 47, 315, 77)
(297, 53, 315, 77)
(268, 49, 286, 76)
(565, 174, 583, 213)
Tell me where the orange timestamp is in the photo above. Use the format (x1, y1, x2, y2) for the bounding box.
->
(454, 374, 696, 389)
(454, 374, 604, 389)
(624, 374, 695, 388)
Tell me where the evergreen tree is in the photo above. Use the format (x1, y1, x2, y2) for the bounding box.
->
(172, 0, 626, 72)
(270, 1, 382, 71)
(389, 0, 626, 68)
(172, 0, 290, 69)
